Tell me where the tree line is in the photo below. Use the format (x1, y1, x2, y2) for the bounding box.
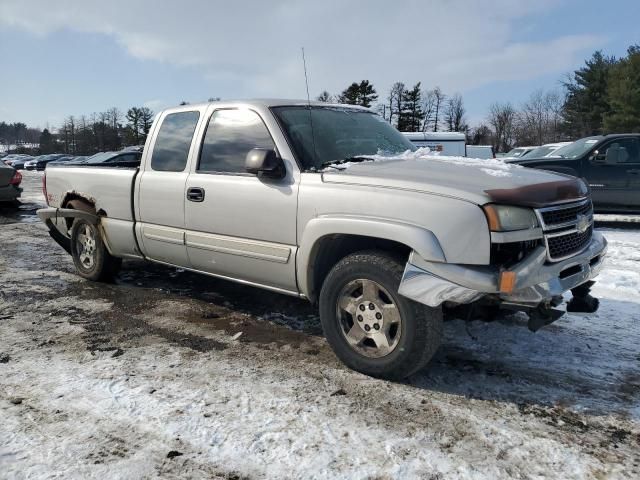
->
(1, 106, 154, 156)
(317, 44, 639, 151)
(2, 45, 638, 155)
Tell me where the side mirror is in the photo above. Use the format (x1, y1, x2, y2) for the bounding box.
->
(590, 150, 603, 163)
(245, 148, 285, 179)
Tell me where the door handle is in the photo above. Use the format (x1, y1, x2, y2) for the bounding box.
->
(628, 169, 640, 175)
(187, 187, 205, 202)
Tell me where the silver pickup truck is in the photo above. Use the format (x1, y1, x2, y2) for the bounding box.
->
(38, 99, 607, 379)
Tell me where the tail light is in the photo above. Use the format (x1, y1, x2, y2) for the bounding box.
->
(9, 170, 22, 186)
(42, 172, 48, 205)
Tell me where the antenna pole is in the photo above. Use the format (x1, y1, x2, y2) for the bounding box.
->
(302, 47, 312, 105)
(301, 47, 318, 166)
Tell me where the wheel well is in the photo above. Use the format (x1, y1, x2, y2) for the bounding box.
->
(308, 234, 411, 304)
(62, 194, 96, 230)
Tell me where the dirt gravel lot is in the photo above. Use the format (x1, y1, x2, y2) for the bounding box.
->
(1, 171, 639, 479)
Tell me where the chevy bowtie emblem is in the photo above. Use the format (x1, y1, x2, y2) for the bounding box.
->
(576, 214, 590, 233)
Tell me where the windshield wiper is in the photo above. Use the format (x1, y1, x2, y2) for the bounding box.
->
(320, 156, 376, 169)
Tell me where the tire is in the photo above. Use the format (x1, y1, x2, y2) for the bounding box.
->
(70, 218, 121, 281)
(319, 250, 442, 380)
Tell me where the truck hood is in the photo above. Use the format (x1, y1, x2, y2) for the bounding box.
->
(321, 154, 588, 207)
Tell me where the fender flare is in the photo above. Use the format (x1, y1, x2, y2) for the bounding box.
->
(297, 215, 446, 297)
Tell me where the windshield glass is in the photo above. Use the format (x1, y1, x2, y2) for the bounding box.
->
(505, 147, 528, 158)
(271, 106, 415, 170)
(522, 146, 557, 158)
(551, 137, 602, 159)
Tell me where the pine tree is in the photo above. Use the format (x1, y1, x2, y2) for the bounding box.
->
(604, 45, 640, 132)
(339, 83, 361, 104)
(139, 107, 155, 140)
(357, 80, 378, 108)
(39, 128, 55, 154)
(338, 80, 378, 107)
(563, 51, 616, 137)
(397, 83, 425, 132)
(316, 91, 333, 102)
(126, 107, 142, 144)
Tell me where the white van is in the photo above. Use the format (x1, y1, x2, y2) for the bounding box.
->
(402, 132, 466, 156)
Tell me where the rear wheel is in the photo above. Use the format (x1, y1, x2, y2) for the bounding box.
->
(70, 218, 121, 281)
(319, 250, 442, 380)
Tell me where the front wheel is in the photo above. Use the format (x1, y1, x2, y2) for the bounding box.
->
(70, 218, 121, 281)
(319, 250, 442, 380)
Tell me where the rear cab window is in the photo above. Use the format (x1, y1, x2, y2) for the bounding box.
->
(151, 111, 201, 172)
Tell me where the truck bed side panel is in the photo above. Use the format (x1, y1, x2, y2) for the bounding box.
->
(46, 166, 136, 221)
(46, 166, 140, 258)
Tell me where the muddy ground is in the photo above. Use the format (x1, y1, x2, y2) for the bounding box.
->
(1, 172, 639, 479)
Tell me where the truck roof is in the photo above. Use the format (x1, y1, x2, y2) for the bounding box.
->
(161, 99, 373, 113)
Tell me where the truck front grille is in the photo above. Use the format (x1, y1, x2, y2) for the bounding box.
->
(540, 200, 592, 228)
(535, 199, 594, 262)
(546, 225, 593, 261)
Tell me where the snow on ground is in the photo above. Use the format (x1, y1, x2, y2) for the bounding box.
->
(0, 171, 639, 479)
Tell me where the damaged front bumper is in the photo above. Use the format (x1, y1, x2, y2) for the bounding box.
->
(399, 231, 607, 310)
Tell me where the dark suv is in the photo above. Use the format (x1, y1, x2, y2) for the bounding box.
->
(508, 134, 640, 213)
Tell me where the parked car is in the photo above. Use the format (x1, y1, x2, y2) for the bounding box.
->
(466, 145, 495, 159)
(9, 155, 35, 170)
(501, 146, 538, 160)
(121, 145, 145, 152)
(37, 100, 606, 379)
(521, 142, 572, 159)
(507, 134, 640, 213)
(55, 151, 142, 168)
(0, 162, 23, 203)
(402, 132, 467, 156)
(25, 154, 69, 171)
(3, 154, 31, 166)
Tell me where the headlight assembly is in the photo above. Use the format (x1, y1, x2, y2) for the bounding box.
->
(483, 204, 539, 232)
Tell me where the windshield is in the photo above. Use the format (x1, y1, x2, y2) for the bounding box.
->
(505, 147, 528, 158)
(550, 137, 602, 159)
(522, 146, 557, 158)
(271, 106, 415, 170)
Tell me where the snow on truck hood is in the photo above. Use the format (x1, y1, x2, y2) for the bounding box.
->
(321, 149, 588, 207)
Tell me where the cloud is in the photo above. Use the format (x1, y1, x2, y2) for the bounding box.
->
(0, 0, 604, 100)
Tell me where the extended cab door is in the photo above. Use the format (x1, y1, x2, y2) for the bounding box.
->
(135, 109, 203, 266)
(585, 137, 640, 211)
(184, 107, 299, 293)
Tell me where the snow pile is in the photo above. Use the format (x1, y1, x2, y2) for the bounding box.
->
(323, 147, 521, 176)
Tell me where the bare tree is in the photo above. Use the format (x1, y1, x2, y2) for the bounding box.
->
(488, 102, 517, 152)
(444, 93, 466, 132)
(517, 89, 565, 145)
(432, 87, 446, 132)
(421, 89, 437, 132)
(386, 82, 405, 125)
(469, 123, 493, 145)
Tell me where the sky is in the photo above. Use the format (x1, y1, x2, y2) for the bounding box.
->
(0, 0, 638, 130)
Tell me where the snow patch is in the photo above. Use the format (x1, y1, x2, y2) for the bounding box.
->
(322, 147, 519, 177)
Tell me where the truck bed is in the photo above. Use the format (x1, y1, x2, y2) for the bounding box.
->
(45, 166, 137, 222)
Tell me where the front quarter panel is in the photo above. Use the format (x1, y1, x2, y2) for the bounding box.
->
(296, 174, 491, 295)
